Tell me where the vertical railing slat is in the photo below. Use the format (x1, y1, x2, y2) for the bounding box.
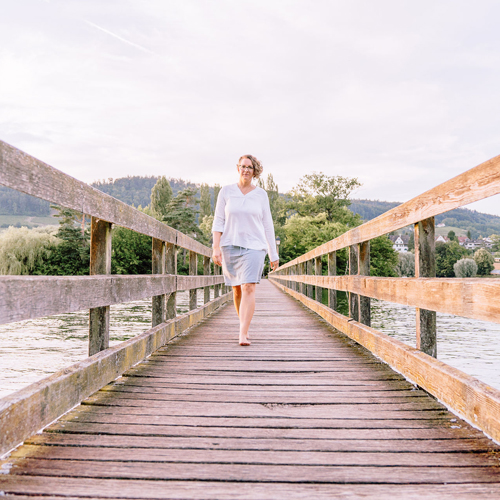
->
(166, 242, 177, 320)
(415, 217, 437, 357)
(204, 256, 211, 304)
(89, 217, 112, 356)
(328, 251, 337, 311)
(152, 238, 166, 327)
(315, 256, 322, 303)
(189, 251, 198, 310)
(306, 260, 314, 299)
(349, 245, 359, 321)
(359, 241, 371, 326)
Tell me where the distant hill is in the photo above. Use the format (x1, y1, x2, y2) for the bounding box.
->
(350, 199, 500, 239)
(2, 178, 500, 238)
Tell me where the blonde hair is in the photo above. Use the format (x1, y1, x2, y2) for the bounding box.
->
(238, 154, 263, 179)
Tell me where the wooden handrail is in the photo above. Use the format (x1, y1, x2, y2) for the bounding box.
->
(0, 140, 234, 456)
(276, 152, 500, 270)
(0, 140, 210, 257)
(271, 274, 500, 324)
(269, 152, 500, 445)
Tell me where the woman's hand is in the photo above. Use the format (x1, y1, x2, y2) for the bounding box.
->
(213, 247, 222, 267)
(270, 259, 279, 272)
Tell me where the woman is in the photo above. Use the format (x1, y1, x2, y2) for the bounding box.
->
(212, 154, 279, 346)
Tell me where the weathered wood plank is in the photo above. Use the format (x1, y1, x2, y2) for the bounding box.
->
(10, 445, 500, 467)
(189, 251, 197, 310)
(328, 251, 337, 310)
(3, 476, 500, 500)
(359, 241, 370, 326)
(271, 279, 500, 444)
(165, 243, 177, 320)
(0, 275, 176, 324)
(275, 151, 500, 269)
(0, 293, 232, 456)
(203, 256, 211, 304)
(270, 275, 500, 324)
(0, 140, 211, 256)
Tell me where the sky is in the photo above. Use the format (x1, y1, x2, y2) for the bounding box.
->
(1, 0, 500, 215)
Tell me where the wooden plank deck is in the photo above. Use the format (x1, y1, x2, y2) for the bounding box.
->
(2, 280, 500, 499)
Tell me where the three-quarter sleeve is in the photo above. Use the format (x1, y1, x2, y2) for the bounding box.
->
(262, 193, 279, 262)
(212, 188, 226, 233)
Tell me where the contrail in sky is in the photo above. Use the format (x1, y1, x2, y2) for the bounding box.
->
(84, 20, 156, 54)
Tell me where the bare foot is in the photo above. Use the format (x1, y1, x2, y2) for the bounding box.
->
(239, 336, 251, 346)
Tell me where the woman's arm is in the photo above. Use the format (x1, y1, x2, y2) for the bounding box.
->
(212, 188, 226, 267)
(212, 231, 222, 266)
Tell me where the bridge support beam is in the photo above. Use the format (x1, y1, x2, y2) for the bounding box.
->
(359, 241, 371, 327)
(349, 245, 359, 321)
(315, 256, 323, 303)
(89, 217, 112, 356)
(415, 217, 437, 358)
(189, 251, 198, 310)
(152, 238, 166, 327)
(328, 251, 337, 311)
(214, 264, 221, 298)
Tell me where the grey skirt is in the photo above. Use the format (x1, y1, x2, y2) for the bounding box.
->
(221, 245, 266, 286)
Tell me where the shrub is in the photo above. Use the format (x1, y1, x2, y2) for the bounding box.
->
(453, 258, 477, 278)
(0, 226, 59, 274)
(396, 252, 415, 277)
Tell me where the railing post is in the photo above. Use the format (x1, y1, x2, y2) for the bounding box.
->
(152, 238, 166, 327)
(415, 217, 437, 357)
(328, 251, 337, 311)
(214, 264, 220, 298)
(204, 256, 211, 304)
(315, 256, 322, 303)
(89, 217, 112, 356)
(299, 262, 305, 295)
(359, 241, 371, 326)
(165, 242, 177, 320)
(189, 251, 198, 310)
(349, 245, 359, 321)
(306, 260, 314, 299)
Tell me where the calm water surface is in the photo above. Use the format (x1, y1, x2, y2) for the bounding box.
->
(1, 291, 499, 398)
(0, 290, 212, 398)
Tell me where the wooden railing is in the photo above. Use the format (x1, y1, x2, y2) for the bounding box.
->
(270, 153, 500, 442)
(0, 140, 232, 455)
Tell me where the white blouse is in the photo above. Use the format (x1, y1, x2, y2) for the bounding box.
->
(212, 184, 279, 262)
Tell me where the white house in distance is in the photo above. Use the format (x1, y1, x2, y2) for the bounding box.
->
(389, 235, 410, 253)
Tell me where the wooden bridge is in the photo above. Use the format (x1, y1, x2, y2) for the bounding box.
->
(1, 140, 500, 498)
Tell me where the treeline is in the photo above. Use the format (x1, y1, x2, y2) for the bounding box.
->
(91, 176, 200, 209)
(0, 186, 51, 216)
(351, 199, 500, 238)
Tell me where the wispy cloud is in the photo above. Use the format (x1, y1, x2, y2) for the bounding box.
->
(84, 20, 155, 55)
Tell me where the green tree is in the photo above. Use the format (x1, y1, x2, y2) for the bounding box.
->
(370, 236, 398, 277)
(407, 232, 415, 251)
(111, 227, 152, 275)
(199, 214, 214, 244)
(162, 188, 202, 241)
(467, 230, 472, 239)
(199, 183, 211, 219)
(491, 234, 500, 252)
(280, 213, 348, 262)
(264, 174, 285, 227)
(436, 241, 469, 277)
(150, 176, 173, 218)
(474, 248, 494, 276)
(447, 230, 456, 241)
(288, 172, 361, 225)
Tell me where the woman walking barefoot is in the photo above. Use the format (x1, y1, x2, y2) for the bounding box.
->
(212, 155, 279, 346)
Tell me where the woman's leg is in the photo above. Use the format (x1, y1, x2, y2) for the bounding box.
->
(232, 285, 242, 316)
(239, 283, 256, 345)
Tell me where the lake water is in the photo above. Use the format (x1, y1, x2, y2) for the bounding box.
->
(0, 290, 499, 398)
